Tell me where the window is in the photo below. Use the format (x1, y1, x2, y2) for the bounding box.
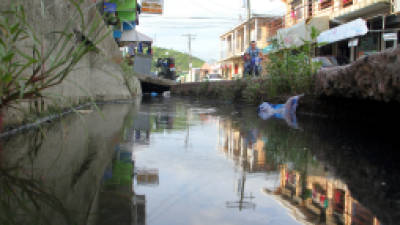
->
(359, 33, 379, 53)
(319, 0, 333, 10)
(342, 0, 353, 7)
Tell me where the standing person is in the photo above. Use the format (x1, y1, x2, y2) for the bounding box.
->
(244, 41, 263, 77)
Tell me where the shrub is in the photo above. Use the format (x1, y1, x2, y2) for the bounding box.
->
(266, 27, 322, 97)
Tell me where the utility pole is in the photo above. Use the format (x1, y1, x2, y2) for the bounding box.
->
(247, 0, 251, 49)
(182, 34, 196, 82)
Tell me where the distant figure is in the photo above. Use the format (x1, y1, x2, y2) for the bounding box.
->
(244, 41, 263, 77)
(257, 95, 303, 128)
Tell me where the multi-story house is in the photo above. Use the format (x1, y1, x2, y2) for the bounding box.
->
(281, 0, 400, 63)
(220, 16, 283, 79)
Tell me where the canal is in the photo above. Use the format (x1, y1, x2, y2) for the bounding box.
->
(0, 97, 399, 225)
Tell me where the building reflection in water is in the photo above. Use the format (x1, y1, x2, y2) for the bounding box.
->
(136, 169, 159, 186)
(99, 106, 166, 225)
(277, 165, 381, 225)
(101, 152, 160, 224)
(100, 140, 150, 225)
(218, 119, 276, 173)
(132, 112, 151, 146)
(218, 118, 382, 225)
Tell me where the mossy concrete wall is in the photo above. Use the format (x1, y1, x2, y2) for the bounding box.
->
(3, 0, 141, 127)
(2, 103, 139, 225)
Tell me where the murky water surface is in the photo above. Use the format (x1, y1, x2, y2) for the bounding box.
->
(1, 97, 399, 225)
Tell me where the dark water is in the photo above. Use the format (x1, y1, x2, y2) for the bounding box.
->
(0, 97, 399, 225)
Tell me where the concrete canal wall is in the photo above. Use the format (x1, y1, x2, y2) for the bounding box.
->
(1, 103, 138, 225)
(3, 0, 141, 127)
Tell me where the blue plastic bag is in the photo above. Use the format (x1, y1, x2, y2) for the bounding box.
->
(257, 95, 303, 128)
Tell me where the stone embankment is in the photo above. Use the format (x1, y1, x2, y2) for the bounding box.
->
(172, 47, 400, 118)
(315, 47, 400, 102)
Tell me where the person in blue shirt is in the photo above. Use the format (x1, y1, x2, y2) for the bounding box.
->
(244, 41, 263, 77)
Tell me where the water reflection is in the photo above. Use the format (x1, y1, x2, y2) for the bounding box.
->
(0, 97, 398, 225)
(217, 107, 397, 225)
(0, 102, 140, 225)
(276, 165, 381, 225)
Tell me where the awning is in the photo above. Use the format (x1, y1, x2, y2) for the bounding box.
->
(109, 0, 137, 21)
(277, 17, 329, 48)
(317, 18, 368, 44)
(120, 30, 153, 42)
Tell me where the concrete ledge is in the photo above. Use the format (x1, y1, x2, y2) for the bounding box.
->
(315, 47, 400, 102)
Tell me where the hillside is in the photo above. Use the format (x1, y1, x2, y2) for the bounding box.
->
(151, 47, 205, 73)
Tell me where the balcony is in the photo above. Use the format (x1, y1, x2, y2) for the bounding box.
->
(221, 47, 244, 61)
(333, 0, 391, 21)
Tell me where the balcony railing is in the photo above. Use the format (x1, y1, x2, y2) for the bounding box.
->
(284, 0, 390, 28)
(333, 0, 390, 18)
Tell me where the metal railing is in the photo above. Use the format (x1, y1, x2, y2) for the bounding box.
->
(284, 0, 390, 27)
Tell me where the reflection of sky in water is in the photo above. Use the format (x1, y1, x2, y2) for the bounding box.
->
(133, 113, 302, 225)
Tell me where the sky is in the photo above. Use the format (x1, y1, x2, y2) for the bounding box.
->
(137, 0, 286, 62)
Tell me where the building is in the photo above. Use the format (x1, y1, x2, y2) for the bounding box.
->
(200, 63, 212, 81)
(220, 16, 283, 80)
(183, 68, 201, 83)
(199, 62, 222, 81)
(280, 0, 400, 63)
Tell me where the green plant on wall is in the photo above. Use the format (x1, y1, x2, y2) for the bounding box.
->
(0, 1, 110, 113)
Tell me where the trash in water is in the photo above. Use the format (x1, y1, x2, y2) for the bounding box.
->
(257, 95, 303, 128)
(163, 91, 171, 97)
